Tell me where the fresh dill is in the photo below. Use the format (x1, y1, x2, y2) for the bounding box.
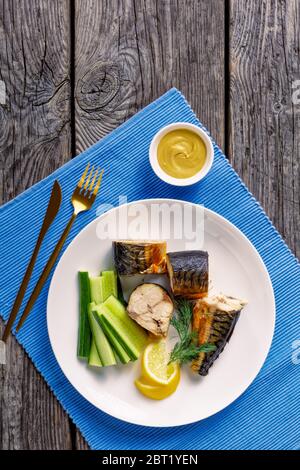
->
(169, 299, 216, 364)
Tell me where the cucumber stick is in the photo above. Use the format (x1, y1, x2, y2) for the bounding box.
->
(103, 295, 148, 350)
(87, 297, 102, 366)
(77, 272, 91, 359)
(90, 271, 117, 304)
(88, 339, 102, 367)
(98, 316, 131, 364)
(89, 272, 124, 366)
(102, 271, 117, 299)
(90, 276, 105, 304)
(94, 304, 146, 360)
(103, 295, 129, 320)
(87, 271, 144, 365)
(97, 314, 138, 360)
(88, 303, 116, 366)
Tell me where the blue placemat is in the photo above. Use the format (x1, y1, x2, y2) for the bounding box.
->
(1, 88, 299, 450)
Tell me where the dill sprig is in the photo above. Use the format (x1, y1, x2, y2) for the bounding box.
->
(169, 299, 216, 364)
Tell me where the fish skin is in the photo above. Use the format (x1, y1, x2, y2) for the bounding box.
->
(191, 294, 247, 376)
(113, 240, 167, 276)
(166, 250, 208, 298)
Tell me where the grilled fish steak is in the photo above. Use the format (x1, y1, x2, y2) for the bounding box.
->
(127, 283, 174, 337)
(191, 294, 247, 375)
(113, 240, 167, 276)
(166, 250, 209, 299)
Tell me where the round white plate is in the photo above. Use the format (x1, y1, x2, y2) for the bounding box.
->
(47, 199, 275, 427)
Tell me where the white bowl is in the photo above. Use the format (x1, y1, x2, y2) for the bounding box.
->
(149, 122, 214, 186)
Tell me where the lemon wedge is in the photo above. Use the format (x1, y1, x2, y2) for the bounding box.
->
(135, 377, 179, 400)
(135, 341, 180, 400)
(142, 341, 179, 386)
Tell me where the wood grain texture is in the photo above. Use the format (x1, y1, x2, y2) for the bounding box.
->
(0, 0, 72, 449)
(1, 0, 299, 451)
(74, 0, 225, 153)
(229, 0, 300, 257)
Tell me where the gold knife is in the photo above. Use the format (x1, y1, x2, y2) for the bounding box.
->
(15, 164, 103, 333)
(0, 180, 62, 363)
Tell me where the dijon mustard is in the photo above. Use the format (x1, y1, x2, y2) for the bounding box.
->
(157, 129, 206, 179)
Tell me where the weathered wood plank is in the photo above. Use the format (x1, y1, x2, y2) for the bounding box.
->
(74, 0, 225, 449)
(0, 0, 72, 449)
(4, 0, 298, 451)
(229, 0, 300, 257)
(74, 0, 225, 153)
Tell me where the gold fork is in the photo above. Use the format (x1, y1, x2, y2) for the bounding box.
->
(15, 163, 103, 332)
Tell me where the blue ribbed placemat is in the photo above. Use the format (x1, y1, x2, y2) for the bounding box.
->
(1, 88, 299, 450)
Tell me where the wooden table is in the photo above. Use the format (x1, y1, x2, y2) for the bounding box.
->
(0, 0, 299, 450)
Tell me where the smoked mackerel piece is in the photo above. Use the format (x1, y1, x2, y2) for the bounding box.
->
(113, 240, 167, 275)
(191, 294, 247, 375)
(127, 283, 174, 337)
(166, 250, 209, 299)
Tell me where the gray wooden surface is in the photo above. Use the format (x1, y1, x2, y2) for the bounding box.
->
(0, 0, 299, 450)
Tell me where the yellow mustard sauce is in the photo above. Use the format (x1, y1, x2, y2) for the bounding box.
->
(157, 129, 206, 179)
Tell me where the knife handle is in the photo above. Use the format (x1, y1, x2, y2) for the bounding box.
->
(2, 230, 46, 342)
(2, 181, 61, 342)
(15, 212, 77, 332)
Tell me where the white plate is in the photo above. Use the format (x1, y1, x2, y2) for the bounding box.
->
(47, 199, 275, 427)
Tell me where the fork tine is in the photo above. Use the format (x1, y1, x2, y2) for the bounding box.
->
(88, 168, 99, 193)
(93, 169, 104, 196)
(77, 162, 90, 189)
(83, 165, 94, 190)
